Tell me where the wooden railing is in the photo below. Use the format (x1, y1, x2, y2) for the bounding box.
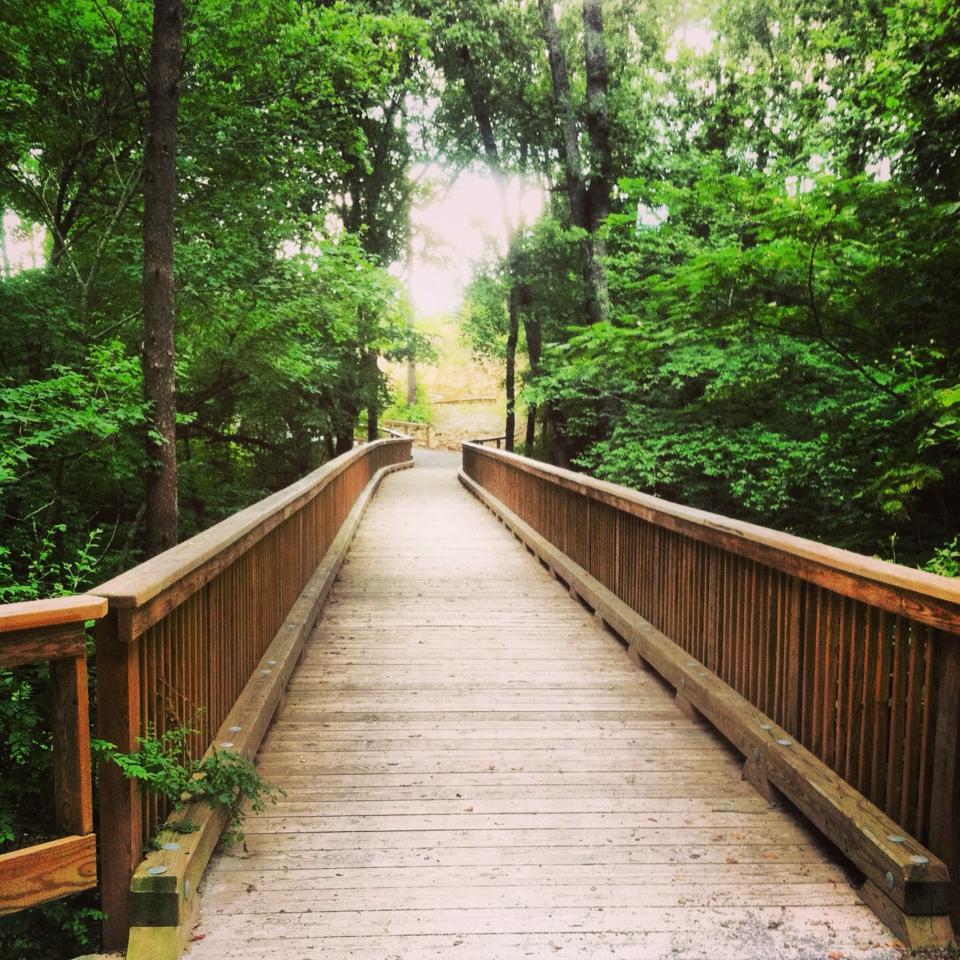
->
(471, 434, 507, 448)
(0, 596, 106, 913)
(461, 442, 960, 947)
(93, 437, 411, 949)
(382, 418, 431, 446)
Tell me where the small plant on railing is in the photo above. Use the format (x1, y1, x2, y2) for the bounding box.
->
(94, 719, 283, 846)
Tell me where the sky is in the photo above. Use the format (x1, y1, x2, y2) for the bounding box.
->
(401, 167, 545, 318)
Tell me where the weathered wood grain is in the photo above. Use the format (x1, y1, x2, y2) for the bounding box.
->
(0, 835, 96, 914)
(0, 595, 107, 635)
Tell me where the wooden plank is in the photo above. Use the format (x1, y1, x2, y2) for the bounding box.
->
(0, 594, 107, 634)
(0, 835, 96, 913)
(95, 610, 143, 951)
(0, 623, 86, 669)
(928, 637, 960, 930)
(460, 470, 953, 933)
(50, 656, 93, 835)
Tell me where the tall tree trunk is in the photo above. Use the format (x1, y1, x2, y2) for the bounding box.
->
(525, 403, 537, 451)
(142, 0, 182, 556)
(582, 0, 612, 323)
(405, 354, 417, 406)
(365, 350, 379, 442)
(537, 0, 588, 232)
(335, 422, 355, 456)
(537, 0, 611, 327)
(0, 213, 10, 278)
(505, 285, 520, 451)
(522, 310, 542, 450)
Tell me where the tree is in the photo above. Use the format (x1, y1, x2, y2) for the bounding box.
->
(537, 0, 612, 326)
(142, 0, 182, 555)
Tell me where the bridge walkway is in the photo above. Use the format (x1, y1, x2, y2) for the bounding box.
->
(187, 449, 896, 959)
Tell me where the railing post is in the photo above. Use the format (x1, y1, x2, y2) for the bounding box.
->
(928, 638, 960, 930)
(95, 609, 143, 950)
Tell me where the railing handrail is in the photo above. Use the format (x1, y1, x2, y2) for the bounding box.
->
(381, 418, 428, 431)
(0, 595, 108, 633)
(96, 438, 408, 612)
(462, 442, 960, 629)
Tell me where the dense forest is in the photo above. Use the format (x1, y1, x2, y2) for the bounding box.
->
(0, 0, 958, 955)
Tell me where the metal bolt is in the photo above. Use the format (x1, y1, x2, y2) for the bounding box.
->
(760, 723, 773, 731)
(887, 834, 906, 844)
(148, 866, 167, 876)
(261, 669, 272, 675)
(776, 738, 792, 747)
(884, 871, 894, 891)
(183, 879, 191, 901)
(686, 660, 697, 666)
(910, 855, 930, 865)
(267, 659, 277, 666)
(229, 725, 242, 733)
(161, 842, 180, 851)
(219, 741, 234, 749)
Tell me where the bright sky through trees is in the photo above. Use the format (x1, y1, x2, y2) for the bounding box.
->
(402, 168, 545, 316)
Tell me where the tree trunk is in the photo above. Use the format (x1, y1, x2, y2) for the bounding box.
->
(525, 403, 537, 451)
(581, 0, 612, 324)
(365, 351, 379, 442)
(505, 286, 520, 451)
(537, 0, 612, 327)
(405, 355, 416, 406)
(522, 309, 542, 451)
(335, 427, 354, 456)
(537, 0, 588, 232)
(0, 213, 10, 278)
(142, 0, 182, 557)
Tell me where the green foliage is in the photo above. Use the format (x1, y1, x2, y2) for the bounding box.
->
(0, 898, 105, 960)
(453, 0, 960, 566)
(925, 537, 960, 579)
(95, 718, 283, 846)
(382, 383, 434, 425)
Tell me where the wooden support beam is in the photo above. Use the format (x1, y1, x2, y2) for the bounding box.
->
(0, 623, 85, 670)
(51, 656, 93, 835)
(0, 835, 97, 914)
(95, 610, 143, 951)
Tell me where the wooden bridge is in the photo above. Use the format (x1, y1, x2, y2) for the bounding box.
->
(1, 438, 958, 959)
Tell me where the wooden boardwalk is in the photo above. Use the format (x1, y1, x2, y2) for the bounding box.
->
(188, 450, 899, 959)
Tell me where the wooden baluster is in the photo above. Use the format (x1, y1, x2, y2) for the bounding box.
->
(927, 637, 960, 930)
(96, 610, 143, 951)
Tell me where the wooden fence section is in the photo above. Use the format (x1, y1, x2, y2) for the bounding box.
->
(462, 442, 960, 944)
(0, 595, 107, 913)
(94, 438, 411, 949)
(382, 418, 431, 446)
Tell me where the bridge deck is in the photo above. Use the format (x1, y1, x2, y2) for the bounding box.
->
(188, 450, 897, 959)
